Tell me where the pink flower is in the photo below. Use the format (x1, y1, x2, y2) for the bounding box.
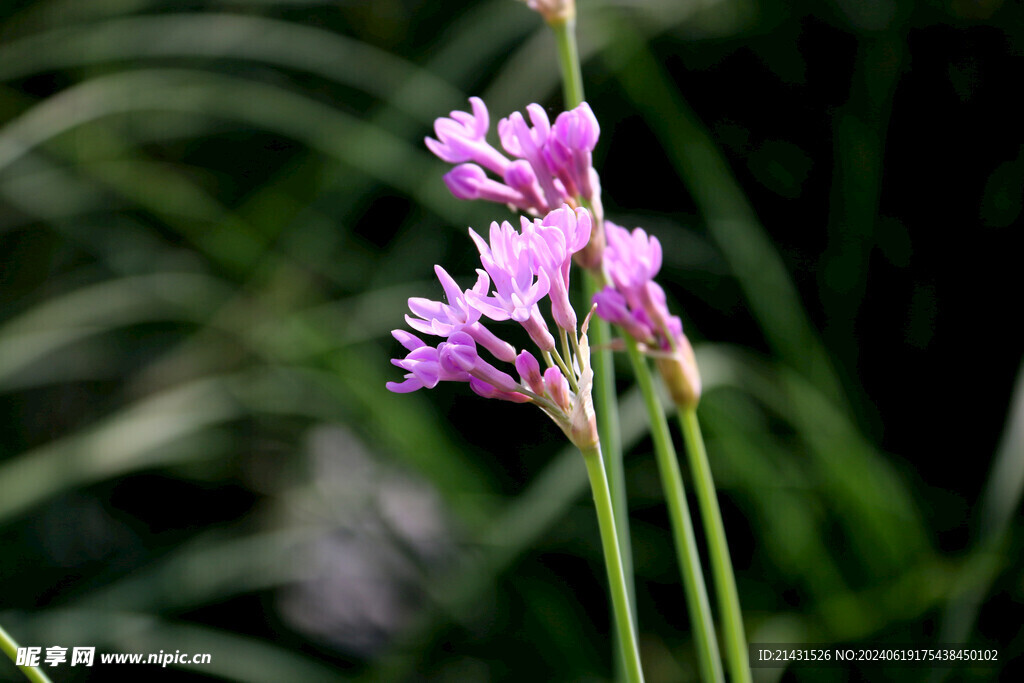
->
(426, 98, 603, 220)
(387, 212, 600, 436)
(604, 220, 663, 304)
(425, 97, 510, 176)
(498, 105, 562, 210)
(467, 218, 556, 350)
(531, 205, 592, 332)
(386, 331, 469, 393)
(404, 265, 517, 362)
(547, 102, 600, 201)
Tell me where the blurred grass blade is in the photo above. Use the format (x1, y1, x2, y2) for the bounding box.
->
(0, 378, 238, 522)
(0, 69, 453, 217)
(0, 273, 229, 389)
(979, 362, 1024, 537)
(76, 529, 319, 613)
(936, 361, 1024, 654)
(821, 37, 904, 366)
(0, 13, 462, 125)
(703, 345, 930, 572)
(602, 19, 844, 404)
(699, 391, 873, 635)
(700, 379, 959, 640)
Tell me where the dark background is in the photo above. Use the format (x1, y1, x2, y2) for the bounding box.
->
(0, 0, 1021, 681)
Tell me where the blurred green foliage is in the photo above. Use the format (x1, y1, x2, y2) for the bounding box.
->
(0, 0, 1021, 681)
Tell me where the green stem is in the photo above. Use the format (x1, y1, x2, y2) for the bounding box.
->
(0, 621, 53, 683)
(550, 11, 636, 678)
(550, 346, 578, 393)
(551, 17, 585, 108)
(559, 328, 579, 390)
(580, 442, 645, 683)
(624, 338, 723, 683)
(583, 270, 632, 611)
(678, 407, 751, 683)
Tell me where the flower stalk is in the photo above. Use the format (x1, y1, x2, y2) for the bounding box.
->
(580, 440, 645, 683)
(584, 269, 632, 614)
(545, 11, 637, 676)
(0, 621, 52, 683)
(550, 14, 585, 112)
(678, 406, 752, 683)
(624, 338, 724, 683)
(416, 12, 748, 679)
(386, 201, 644, 680)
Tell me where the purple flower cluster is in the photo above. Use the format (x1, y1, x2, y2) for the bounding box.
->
(387, 205, 599, 444)
(392, 94, 701, 425)
(593, 221, 682, 352)
(593, 221, 701, 406)
(426, 98, 602, 226)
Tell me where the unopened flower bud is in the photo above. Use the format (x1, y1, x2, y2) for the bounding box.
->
(443, 163, 486, 199)
(573, 216, 605, 271)
(655, 334, 702, 408)
(543, 366, 572, 413)
(522, 0, 575, 24)
(515, 350, 545, 394)
(504, 160, 547, 212)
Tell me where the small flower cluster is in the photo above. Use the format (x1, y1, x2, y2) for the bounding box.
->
(593, 221, 701, 407)
(593, 221, 680, 351)
(394, 96, 700, 433)
(426, 98, 603, 267)
(387, 205, 599, 446)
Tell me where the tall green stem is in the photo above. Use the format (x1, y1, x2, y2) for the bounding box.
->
(678, 407, 751, 683)
(550, 12, 635, 678)
(580, 442, 645, 683)
(624, 338, 723, 683)
(0, 621, 53, 683)
(551, 17, 585, 109)
(584, 270, 632, 614)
